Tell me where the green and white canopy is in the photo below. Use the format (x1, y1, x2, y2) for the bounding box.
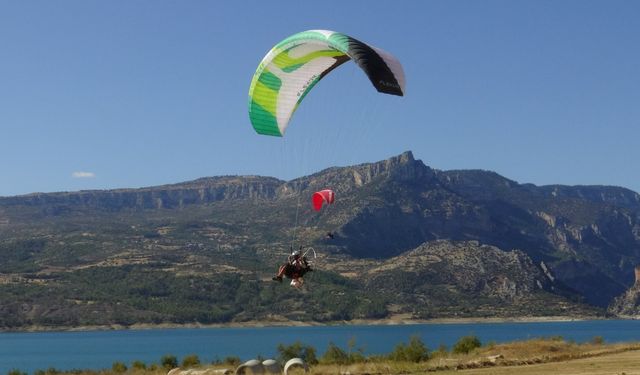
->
(248, 30, 406, 137)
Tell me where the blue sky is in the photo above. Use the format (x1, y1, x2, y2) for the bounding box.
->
(1, 1, 638, 197)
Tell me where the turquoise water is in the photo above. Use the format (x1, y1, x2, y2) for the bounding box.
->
(1, 319, 639, 373)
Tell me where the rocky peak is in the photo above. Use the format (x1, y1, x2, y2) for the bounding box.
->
(348, 151, 435, 186)
(277, 151, 435, 197)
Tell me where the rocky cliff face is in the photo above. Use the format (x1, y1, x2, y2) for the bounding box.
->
(608, 286, 640, 316)
(434, 167, 640, 307)
(608, 266, 640, 316)
(0, 176, 282, 213)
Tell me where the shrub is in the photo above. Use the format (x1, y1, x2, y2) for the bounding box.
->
(161, 354, 178, 369)
(321, 342, 349, 364)
(112, 362, 127, 373)
(349, 351, 366, 363)
(131, 360, 146, 370)
(405, 335, 430, 362)
(277, 341, 318, 365)
(8, 370, 27, 375)
(591, 336, 605, 345)
(346, 337, 366, 363)
(181, 354, 201, 368)
(452, 335, 482, 354)
(389, 342, 407, 362)
(389, 335, 430, 362)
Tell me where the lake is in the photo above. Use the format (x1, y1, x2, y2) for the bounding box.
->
(1, 319, 640, 373)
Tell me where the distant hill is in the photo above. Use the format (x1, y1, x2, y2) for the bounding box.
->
(2, 151, 639, 329)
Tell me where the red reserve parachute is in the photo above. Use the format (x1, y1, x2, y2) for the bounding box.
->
(312, 189, 335, 211)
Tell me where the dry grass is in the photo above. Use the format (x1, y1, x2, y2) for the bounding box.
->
(435, 349, 640, 375)
(463, 338, 640, 366)
(307, 339, 640, 375)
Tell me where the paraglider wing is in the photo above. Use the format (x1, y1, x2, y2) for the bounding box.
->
(312, 189, 335, 211)
(248, 30, 405, 137)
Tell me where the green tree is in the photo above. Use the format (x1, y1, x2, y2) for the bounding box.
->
(132, 360, 146, 370)
(388, 335, 429, 362)
(277, 341, 318, 365)
(7, 370, 27, 375)
(181, 354, 201, 368)
(436, 344, 448, 356)
(452, 335, 482, 354)
(389, 342, 408, 362)
(320, 342, 349, 365)
(347, 337, 366, 363)
(161, 354, 178, 369)
(112, 362, 127, 373)
(405, 336, 430, 362)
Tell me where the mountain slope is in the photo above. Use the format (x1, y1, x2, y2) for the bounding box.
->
(285, 152, 640, 307)
(1, 151, 639, 329)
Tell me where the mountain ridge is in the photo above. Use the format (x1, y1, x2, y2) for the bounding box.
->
(1, 151, 639, 328)
(4, 150, 637, 207)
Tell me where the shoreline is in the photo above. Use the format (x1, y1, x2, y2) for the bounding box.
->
(1, 315, 624, 334)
